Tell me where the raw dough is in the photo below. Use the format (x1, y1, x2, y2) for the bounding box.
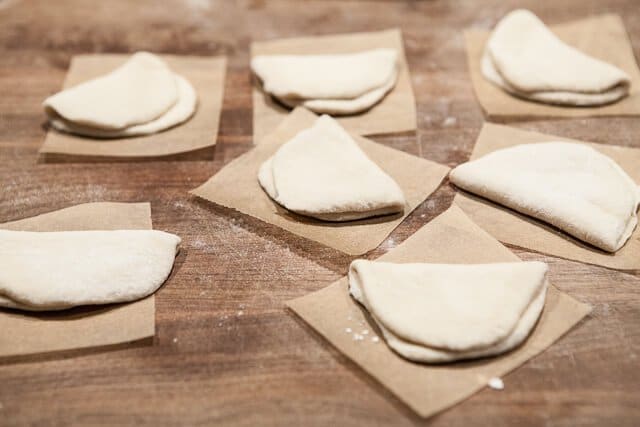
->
(348, 260, 548, 360)
(258, 115, 405, 221)
(48, 75, 197, 138)
(483, 9, 631, 106)
(373, 283, 547, 363)
(0, 229, 181, 311)
(278, 68, 399, 115)
(43, 52, 179, 130)
(482, 51, 630, 106)
(251, 49, 398, 100)
(450, 142, 640, 252)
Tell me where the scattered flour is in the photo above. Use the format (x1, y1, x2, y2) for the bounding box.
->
(443, 116, 457, 127)
(488, 377, 504, 390)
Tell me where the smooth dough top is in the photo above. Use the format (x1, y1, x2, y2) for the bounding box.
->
(251, 48, 398, 100)
(43, 52, 179, 130)
(450, 142, 640, 252)
(0, 229, 181, 311)
(48, 74, 197, 138)
(487, 9, 630, 94)
(258, 115, 406, 221)
(348, 260, 548, 351)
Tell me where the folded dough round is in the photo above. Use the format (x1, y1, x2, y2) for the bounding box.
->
(482, 50, 630, 106)
(251, 49, 398, 100)
(0, 230, 181, 311)
(483, 9, 631, 106)
(258, 115, 406, 221)
(43, 52, 179, 130)
(349, 260, 548, 354)
(278, 68, 399, 115)
(48, 74, 197, 138)
(450, 142, 640, 252)
(374, 283, 547, 363)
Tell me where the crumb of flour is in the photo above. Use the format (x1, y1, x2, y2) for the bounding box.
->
(488, 377, 504, 390)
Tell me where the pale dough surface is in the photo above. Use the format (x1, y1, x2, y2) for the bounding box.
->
(483, 9, 631, 106)
(348, 260, 547, 355)
(481, 51, 629, 106)
(251, 48, 398, 100)
(278, 68, 399, 115)
(258, 115, 406, 221)
(0, 230, 181, 311)
(450, 142, 640, 252)
(43, 52, 179, 130)
(372, 284, 547, 363)
(48, 74, 197, 138)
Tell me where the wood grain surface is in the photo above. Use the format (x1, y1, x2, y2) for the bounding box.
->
(0, 0, 639, 425)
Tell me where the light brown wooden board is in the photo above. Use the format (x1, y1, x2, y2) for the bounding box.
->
(1, 1, 639, 426)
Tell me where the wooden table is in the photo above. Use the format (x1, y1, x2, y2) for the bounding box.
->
(1, 1, 639, 425)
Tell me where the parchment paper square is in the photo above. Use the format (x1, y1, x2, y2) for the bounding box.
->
(466, 14, 640, 119)
(0, 202, 156, 358)
(191, 107, 449, 256)
(251, 28, 417, 143)
(454, 123, 640, 270)
(39, 54, 226, 160)
(287, 205, 591, 418)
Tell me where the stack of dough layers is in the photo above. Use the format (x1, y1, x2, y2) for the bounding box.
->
(450, 142, 640, 252)
(258, 115, 406, 221)
(43, 52, 197, 138)
(482, 9, 631, 106)
(0, 229, 181, 311)
(349, 260, 549, 363)
(251, 49, 399, 115)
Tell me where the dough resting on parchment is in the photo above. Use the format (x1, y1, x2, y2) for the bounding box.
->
(258, 115, 406, 221)
(0, 229, 180, 311)
(482, 9, 631, 106)
(349, 260, 549, 363)
(277, 68, 399, 115)
(43, 52, 197, 138)
(49, 75, 197, 138)
(251, 49, 399, 115)
(449, 142, 640, 252)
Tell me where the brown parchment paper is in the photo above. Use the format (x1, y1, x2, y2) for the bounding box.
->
(0, 202, 156, 358)
(287, 205, 591, 419)
(39, 54, 227, 159)
(454, 123, 640, 270)
(191, 107, 449, 255)
(466, 14, 640, 119)
(251, 29, 417, 143)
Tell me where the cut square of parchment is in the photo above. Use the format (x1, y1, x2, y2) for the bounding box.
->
(40, 54, 226, 160)
(0, 202, 157, 358)
(454, 123, 640, 270)
(466, 14, 640, 119)
(288, 205, 591, 418)
(251, 28, 417, 143)
(191, 107, 448, 256)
